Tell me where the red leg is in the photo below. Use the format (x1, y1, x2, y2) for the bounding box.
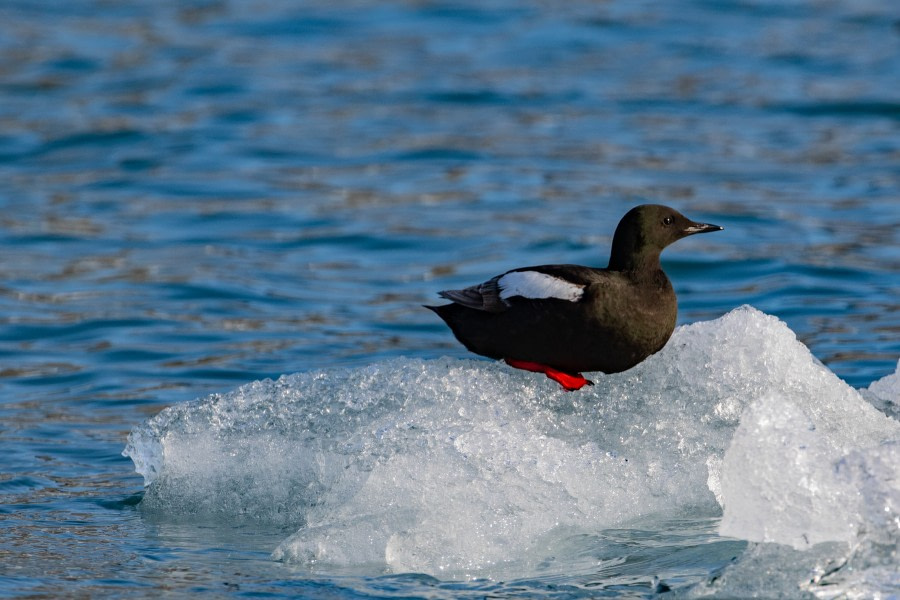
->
(504, 358, 593, 391)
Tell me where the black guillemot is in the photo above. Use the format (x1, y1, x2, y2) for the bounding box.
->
(426, 204, 723, 390)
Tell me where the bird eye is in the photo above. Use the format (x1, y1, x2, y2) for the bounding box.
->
(663, 216, 674, 226)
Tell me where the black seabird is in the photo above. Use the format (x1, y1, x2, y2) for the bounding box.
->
(426, 204, 723, 390)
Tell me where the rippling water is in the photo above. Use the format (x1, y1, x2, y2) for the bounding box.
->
(1, 0, 898, 597)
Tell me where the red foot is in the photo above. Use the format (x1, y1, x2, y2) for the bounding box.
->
(504, 358, 593, 391)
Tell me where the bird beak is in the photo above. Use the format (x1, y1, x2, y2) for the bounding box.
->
(683, 222, 723, 235)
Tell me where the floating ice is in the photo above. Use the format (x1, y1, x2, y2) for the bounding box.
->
(698, 438, 900, 599)
(807, 441, 900, 598)
(718, 391, 894, 549)
(123, 305, 900, 589)
(862, 359, 900, 420)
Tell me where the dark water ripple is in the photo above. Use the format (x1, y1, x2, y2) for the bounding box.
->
(0, 0, 898, 597)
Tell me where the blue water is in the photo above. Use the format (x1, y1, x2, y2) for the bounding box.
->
(1, 0, 898, 597)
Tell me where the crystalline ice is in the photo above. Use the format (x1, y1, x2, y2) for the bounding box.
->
(803, 442, 900, 598)
(719, 395, 865, 549)
(123, 305, 900, 585)
(718, 362, 898, 550)
(862, 359, 900, 419)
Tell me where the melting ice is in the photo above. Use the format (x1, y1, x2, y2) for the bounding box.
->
(124, 306, 900, 594)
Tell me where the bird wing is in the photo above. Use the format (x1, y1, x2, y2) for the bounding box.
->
(438, 265, 596, 314)
(438, 276, 507, 313)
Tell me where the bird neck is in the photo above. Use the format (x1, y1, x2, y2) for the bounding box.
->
(609, 218, 654, 271)
(608, 244, 663, 277)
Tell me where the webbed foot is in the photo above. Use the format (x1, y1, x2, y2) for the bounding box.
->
(504, 358, 592, 391)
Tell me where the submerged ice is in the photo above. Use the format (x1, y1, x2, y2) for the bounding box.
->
(124, 306, 900, 589)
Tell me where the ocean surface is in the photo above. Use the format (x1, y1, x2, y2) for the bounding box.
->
(1, 0, 899, 598)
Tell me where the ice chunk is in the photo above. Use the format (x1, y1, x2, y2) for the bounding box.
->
(123, 305, 900, 579)
(862, 359, 900, 419)
(701, 442, 900, 599)
(708, 359, 900, 598)
(689, 541, 848, 599)
(718, 375, 898, 550)
(805, 442, 900, 598)
(719, 395, 863, 549)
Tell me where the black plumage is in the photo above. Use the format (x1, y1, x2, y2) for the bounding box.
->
(426, 204, 722, 389)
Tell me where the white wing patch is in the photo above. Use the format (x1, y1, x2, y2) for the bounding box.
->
(498, 271, 584, 303)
